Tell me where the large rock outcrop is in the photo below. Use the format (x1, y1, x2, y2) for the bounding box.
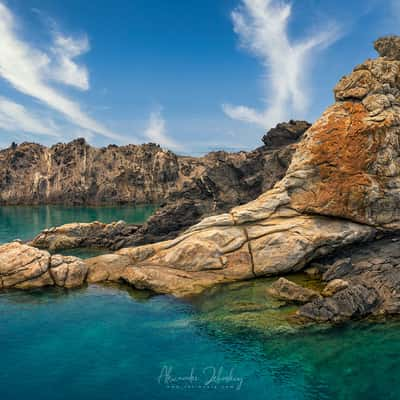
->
(83, 36, 400, 297)
(0, 124, 305, 208)
(4, 122, 309, 249)
(1, 122, 308, 246)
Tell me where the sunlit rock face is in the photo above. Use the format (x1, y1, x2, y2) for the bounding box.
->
(285, 37, 400, 228)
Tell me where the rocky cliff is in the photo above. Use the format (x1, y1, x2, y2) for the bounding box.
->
(0, 121, 308, 207)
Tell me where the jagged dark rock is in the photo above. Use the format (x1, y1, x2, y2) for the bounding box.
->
(298, 236, 400, 322)
(262, 120, 311, 148)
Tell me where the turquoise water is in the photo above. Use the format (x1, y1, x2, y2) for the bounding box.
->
(0, 284, 399, 400)
(0, 205, 157, 244)
(1, 206, 400, 399)
(0, 205, 156, 257)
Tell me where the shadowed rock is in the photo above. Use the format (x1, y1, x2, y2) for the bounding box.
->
(298, 236, 400, 322)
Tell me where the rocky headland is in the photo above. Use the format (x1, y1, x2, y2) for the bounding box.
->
(2, 36, 400, 325)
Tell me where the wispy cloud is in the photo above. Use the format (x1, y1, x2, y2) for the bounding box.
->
(48, 33, 90, 90)
(0, 2, 122, 141)
(144, 108, 182, 151)
(223, 0, 340, 128)
(0, 96, 61, 137)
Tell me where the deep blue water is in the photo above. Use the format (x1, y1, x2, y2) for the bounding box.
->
(1, 206, 400, 399)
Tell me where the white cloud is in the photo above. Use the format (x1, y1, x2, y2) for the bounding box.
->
(0, 2, 122, 141)
(223, 0, 340, 128)
(144, 108, 182, 151)
(0, 96, 61, 137)
(48, 33, 90, 90)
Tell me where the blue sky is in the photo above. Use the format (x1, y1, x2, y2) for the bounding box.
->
(0, 0, 398, 154)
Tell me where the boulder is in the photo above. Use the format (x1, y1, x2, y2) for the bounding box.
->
(0, 242, 87, 289)
(50, 255, 88, 288)
(0, 242, 50, 288)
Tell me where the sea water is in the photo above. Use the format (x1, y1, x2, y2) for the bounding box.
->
(0, 206, 399, 400)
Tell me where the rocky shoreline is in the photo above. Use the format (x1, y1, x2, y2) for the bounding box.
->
(2, 36, 400, 326)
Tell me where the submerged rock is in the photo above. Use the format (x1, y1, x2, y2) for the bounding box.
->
(267, 278, 321, 304)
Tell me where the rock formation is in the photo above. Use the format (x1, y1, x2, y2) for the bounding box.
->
(29, 221, 140, 251)
(0, 242, 87, 289)
(298, 236, 400, 322)
(83, 36, 400, 300)
(267, 277, 321, 303)
(0, 122, 306, 209)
